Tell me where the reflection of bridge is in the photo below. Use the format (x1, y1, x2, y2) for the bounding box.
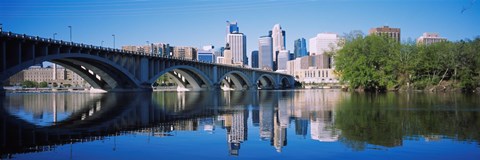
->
(0, 91, 260, 156)
(0, 31, 294, 92)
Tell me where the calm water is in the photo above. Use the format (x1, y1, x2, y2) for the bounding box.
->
(0, 90, 479, 160)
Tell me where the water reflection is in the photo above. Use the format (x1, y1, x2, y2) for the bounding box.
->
(335, 93, 480, 151)
(0, 91, 479, 158)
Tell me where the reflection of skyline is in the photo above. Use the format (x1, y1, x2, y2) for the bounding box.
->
(1, 90, 349, 157)
(7, 90, 478, 157)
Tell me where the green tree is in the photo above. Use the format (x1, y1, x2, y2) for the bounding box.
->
(39, 81, 48, 88)
(335, 35, 400, 91)
(22, 81, 38, 88)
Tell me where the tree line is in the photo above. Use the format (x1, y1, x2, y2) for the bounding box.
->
(335, 32, 480, 92)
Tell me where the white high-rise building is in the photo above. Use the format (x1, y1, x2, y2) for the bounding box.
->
(227, 33, 247, 66)
(270, 24, 286, 65)
(258, 36, 273, 71)
(308, 33, 341, 56)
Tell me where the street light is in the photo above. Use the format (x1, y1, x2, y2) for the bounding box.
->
(0, 23, 3, 32)
(68, 26, 72, 42)
(112, 34, 115, 48)
(101, 40, 104, 47)
(53, 33, 57, 40)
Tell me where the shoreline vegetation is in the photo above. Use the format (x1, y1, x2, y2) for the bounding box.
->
(334, 32, 480, 93)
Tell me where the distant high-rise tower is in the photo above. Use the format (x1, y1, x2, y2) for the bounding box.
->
(226, 21, 239, 41)
(270, 24, 286, 67)
(251, 50, 259, 68)
(227, 33, 247, 66)
(369, 25, 401, 42)
(294, 38, 307, 59)
(416, 32, 447, 45)
(258, 36, 274, 71)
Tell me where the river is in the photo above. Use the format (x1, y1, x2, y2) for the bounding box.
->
(0, 90, 479, 159)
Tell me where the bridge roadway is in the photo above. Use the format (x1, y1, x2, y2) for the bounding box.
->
(0, 31, 295, 93)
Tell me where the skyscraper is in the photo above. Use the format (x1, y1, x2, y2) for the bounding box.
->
(251, 50, 259, 68)
(226, 21, 239, 44)
(294, 38, 307, 59)
(276, 50, 289, 72)
(369, 25, 401, 42)
(270, 24, 286, 69)
(258, 36, 274, 71)
(227, 33, 247, 66)
(226, 21, 239, 36)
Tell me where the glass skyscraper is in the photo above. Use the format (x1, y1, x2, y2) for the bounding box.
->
(251, 50, 259, 68)
(258, 36, 273, 71)
(294, 38, 307, 59)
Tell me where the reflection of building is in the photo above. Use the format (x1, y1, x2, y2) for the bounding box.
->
(259, 104, 274, 140)
(416, 32, 447, 45)
(369, 25, 401, 42)
(294, 119, 308, 138)
(310, 113, 339, 142)
(225, 109, 248, 156)
(272, 108, 287, 152)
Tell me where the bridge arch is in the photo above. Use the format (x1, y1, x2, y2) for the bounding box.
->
(280, 76, 294, 89)
(1, 54, 142, 91)
(218, 71, 253, 90)
(148, 65, 214, 91)
(256, 74, 276, 89)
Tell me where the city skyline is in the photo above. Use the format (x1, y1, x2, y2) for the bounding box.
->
(1, 0, 479, 58)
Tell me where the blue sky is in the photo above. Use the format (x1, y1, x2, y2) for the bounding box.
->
(1, 0, 479, 55)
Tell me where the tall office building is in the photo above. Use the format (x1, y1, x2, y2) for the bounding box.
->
(276, 50, 289, 72)
(369, 25, 401, 42)
(251, 50, 259, 68)
(227, 33, 247, 66)
(294, 38, 308, 59)
(309, 33, 341, 56)
(270, 24, 286, 67)
(258, 36, 274, 71)
(226, 21, 239, 41)
(416, 32, 447, 45)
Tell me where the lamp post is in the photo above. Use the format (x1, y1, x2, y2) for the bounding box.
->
(112, 34, 115, 48)
(68, 26, 72, 41)
(0, 23, 3, 32)
(53, 33, 57, 40)
(101, 40, 104, 47)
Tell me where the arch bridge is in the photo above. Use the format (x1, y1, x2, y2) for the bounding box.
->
(0, 31, 294, 92)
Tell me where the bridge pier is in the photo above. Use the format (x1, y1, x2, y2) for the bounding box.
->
(0, 84, 5, 96)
